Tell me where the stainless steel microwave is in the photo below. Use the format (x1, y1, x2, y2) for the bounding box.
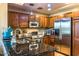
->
(29, 21, 39, 28)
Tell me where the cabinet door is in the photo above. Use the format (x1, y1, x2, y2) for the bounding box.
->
(39, 16, 43, 27)
(13, 13, 19, 27)
(8, 12, 19, 28)
(8, 12, 13, 27)
(42, 16, 45, 28)
(44, 16, 49, 28)
(39, 16, 48, 28)
(49, 35, 55, 46)
(43, 36, 50, 44)
(29, 15, 36, 21)
(73, 20, 79, 55)
(43, 36, 54, 46)
(49, 17, 54, 28)
(19, 14, 29, 28)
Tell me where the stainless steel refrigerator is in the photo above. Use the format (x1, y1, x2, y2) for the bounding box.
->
(54, 17, 71, 56)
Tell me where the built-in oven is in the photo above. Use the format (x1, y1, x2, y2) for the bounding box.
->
(29, 21, 39, 28)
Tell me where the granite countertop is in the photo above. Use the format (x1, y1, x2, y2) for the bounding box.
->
(9, 43, 55, 56)
(9, 34, 55, 56)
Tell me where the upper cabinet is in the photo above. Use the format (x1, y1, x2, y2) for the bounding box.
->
(8, 12, 29, 28)
(44, 16, 49, 28)
(49, 17, 55, 28)
(8, 12, 54, 29)
(19, 13, 29, 28)
(8, 12, 19, 28)
(38, 16, 49, 28)
(29, 15, 36, 21)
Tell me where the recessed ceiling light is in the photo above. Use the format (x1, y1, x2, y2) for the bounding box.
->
(29, 3, 34, 6)
(47, 3, 52, 11)
(48, 8, 51, 11)
(48, 3, 52, 8)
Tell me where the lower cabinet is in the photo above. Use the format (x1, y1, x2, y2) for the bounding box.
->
(43, 35, 55, 46)
(43, 36, 50, 44)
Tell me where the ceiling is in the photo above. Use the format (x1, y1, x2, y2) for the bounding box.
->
(8, 3, 71, 15)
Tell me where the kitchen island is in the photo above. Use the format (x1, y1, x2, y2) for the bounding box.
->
(9, 42, 55, 56)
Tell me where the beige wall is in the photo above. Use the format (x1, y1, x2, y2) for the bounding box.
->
(0, 3, 46, 37)
(0, 3, 8, 56)
(0, 3, 7, 33)
(0, 3, 8, 42)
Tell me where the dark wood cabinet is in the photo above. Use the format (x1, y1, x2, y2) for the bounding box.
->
(8, 12, 29, 28)
(8, 12, 51, 29)
(19, 13, 29, 28)
(43, 36, 50, 44)
(43, 35, 54, 46)
(29, 15, 36, 21)
(8, 12, 12, 27)
(8, 12, 19, 28)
